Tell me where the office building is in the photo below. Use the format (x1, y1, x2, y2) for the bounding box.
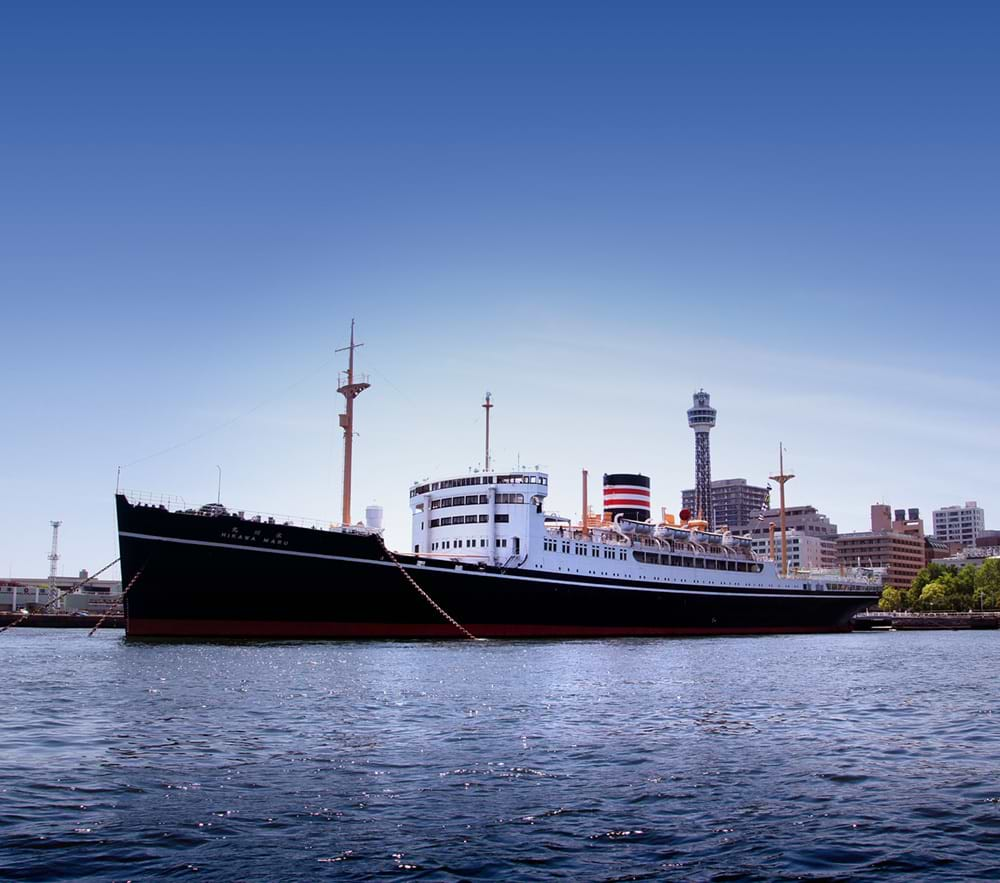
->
(932, 502, 985, 546)
(681, 478, 769, 535)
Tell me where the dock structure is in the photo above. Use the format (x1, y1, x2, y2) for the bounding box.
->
(854, 611, 1000, 631)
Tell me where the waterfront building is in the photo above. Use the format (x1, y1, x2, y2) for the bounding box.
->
(975, 530, 1000, 550)
(750, 529, 827, 572)
(935, 550, 1000, 570)
(681, 478, 769, 535)
(836, 504, 928, 590)
(0, 574, 121, 612)
(932, 502, 985, 546)
(748, 505, 838, 568)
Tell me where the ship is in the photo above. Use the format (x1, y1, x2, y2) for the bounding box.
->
(115, 324, 882, 639)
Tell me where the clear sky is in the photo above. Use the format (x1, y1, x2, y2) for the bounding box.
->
(2, 0, 998, 579)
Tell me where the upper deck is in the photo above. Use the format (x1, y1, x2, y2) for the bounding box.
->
(409, 471, 549, 497)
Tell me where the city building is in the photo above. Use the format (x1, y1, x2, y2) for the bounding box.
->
(872, 504, 925, 540)
(751, 529, 827, 572)
(836, 505, 925, 590)
(975, 530, 1000, 550)
(924, 536, 953, 566)
(748, 505, 838, 568)
(686, 389, 717, 528)
(932, 502, 985, 546)
(0, 574, 121, 612)
(935, 549, 1000, 571)
(681, 478, 769, 535)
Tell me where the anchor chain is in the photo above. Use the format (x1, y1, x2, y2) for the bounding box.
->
(0, 557, 121, 635)
(88, 562, 146, 637)
(375, 536, 481, 641)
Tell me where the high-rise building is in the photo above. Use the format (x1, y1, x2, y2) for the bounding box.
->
(681, 479, 769, 534)
(687, 389, 716, 527)
(932, 502, 985, 546)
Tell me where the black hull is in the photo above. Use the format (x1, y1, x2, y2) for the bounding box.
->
(116, 496, 879, 639)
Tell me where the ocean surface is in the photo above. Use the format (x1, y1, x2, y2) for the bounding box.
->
(1, 629, 998, 881)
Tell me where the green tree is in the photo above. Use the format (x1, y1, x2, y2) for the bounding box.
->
(908, 563, 958, 610)
(974, 558, 1000, 609)
(947, 565, 977, 610)
(878, 586, 904, 611)
(916, 580, 949, 611)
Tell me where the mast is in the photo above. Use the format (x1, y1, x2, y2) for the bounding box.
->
(581, 468, 589, 537)
(769, 444, 795, 577)
(336, 320, 370, 526)
(482, 392, 493, 471)
(48, 520, 61, 609)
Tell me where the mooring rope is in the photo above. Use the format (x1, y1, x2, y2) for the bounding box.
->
(375, 536, 481, 641)
(0, 557, 121, 635)
(87, 562, 147, 637)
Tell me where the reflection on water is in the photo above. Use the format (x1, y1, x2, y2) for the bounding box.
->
(1, 630, 999, 880)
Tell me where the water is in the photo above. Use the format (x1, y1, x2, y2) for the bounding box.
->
(1, 630, 998, 881)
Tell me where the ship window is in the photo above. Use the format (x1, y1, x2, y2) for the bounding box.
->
(456, 540, 463, 548)
(481, 539, 486, 547)
(592, 547, 599, 557)
(431, 519, 440, 528)
(478, 514, 488, 523)
(496, 514, 510, 523)
(414, 545, 419, 553)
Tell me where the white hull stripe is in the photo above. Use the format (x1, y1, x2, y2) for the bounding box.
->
(118, 531, 876, 601)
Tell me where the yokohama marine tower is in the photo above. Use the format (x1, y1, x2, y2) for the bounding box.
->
(687, 389, 717, 528)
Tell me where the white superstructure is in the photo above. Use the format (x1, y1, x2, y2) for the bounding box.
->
(410, 470, 880, 594)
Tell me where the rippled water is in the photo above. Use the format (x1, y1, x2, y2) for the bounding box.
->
(1, 630, 999, 881)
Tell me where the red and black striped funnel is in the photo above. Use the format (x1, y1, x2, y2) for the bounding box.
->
(603, 473, 650, 522)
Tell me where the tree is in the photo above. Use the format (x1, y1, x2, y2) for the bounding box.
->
(974, 558, 1000, 609)
(916, 580, 949, 611)
(908, 563, 963, 611)
(878, 586, 904, 612)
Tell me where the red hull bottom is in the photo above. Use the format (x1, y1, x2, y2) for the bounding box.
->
(127, 618, 851, 639)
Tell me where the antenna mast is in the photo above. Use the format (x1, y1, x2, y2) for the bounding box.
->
(768, 444, 795, 577)
(482, 392, 493, 471)
(336, 319, 370, 526)
(48, 520, 62, 609)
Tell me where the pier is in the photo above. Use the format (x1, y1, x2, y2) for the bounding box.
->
(854, 611, 999, 631)
(0, 612, 124, 630)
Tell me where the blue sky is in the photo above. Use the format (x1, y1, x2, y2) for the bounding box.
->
(2, 0, 998, 578)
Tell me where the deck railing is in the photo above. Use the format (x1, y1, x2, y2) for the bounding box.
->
(121, 490, 381, 535)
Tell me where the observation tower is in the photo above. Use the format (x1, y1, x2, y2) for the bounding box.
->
(687, 389, 717, 528)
